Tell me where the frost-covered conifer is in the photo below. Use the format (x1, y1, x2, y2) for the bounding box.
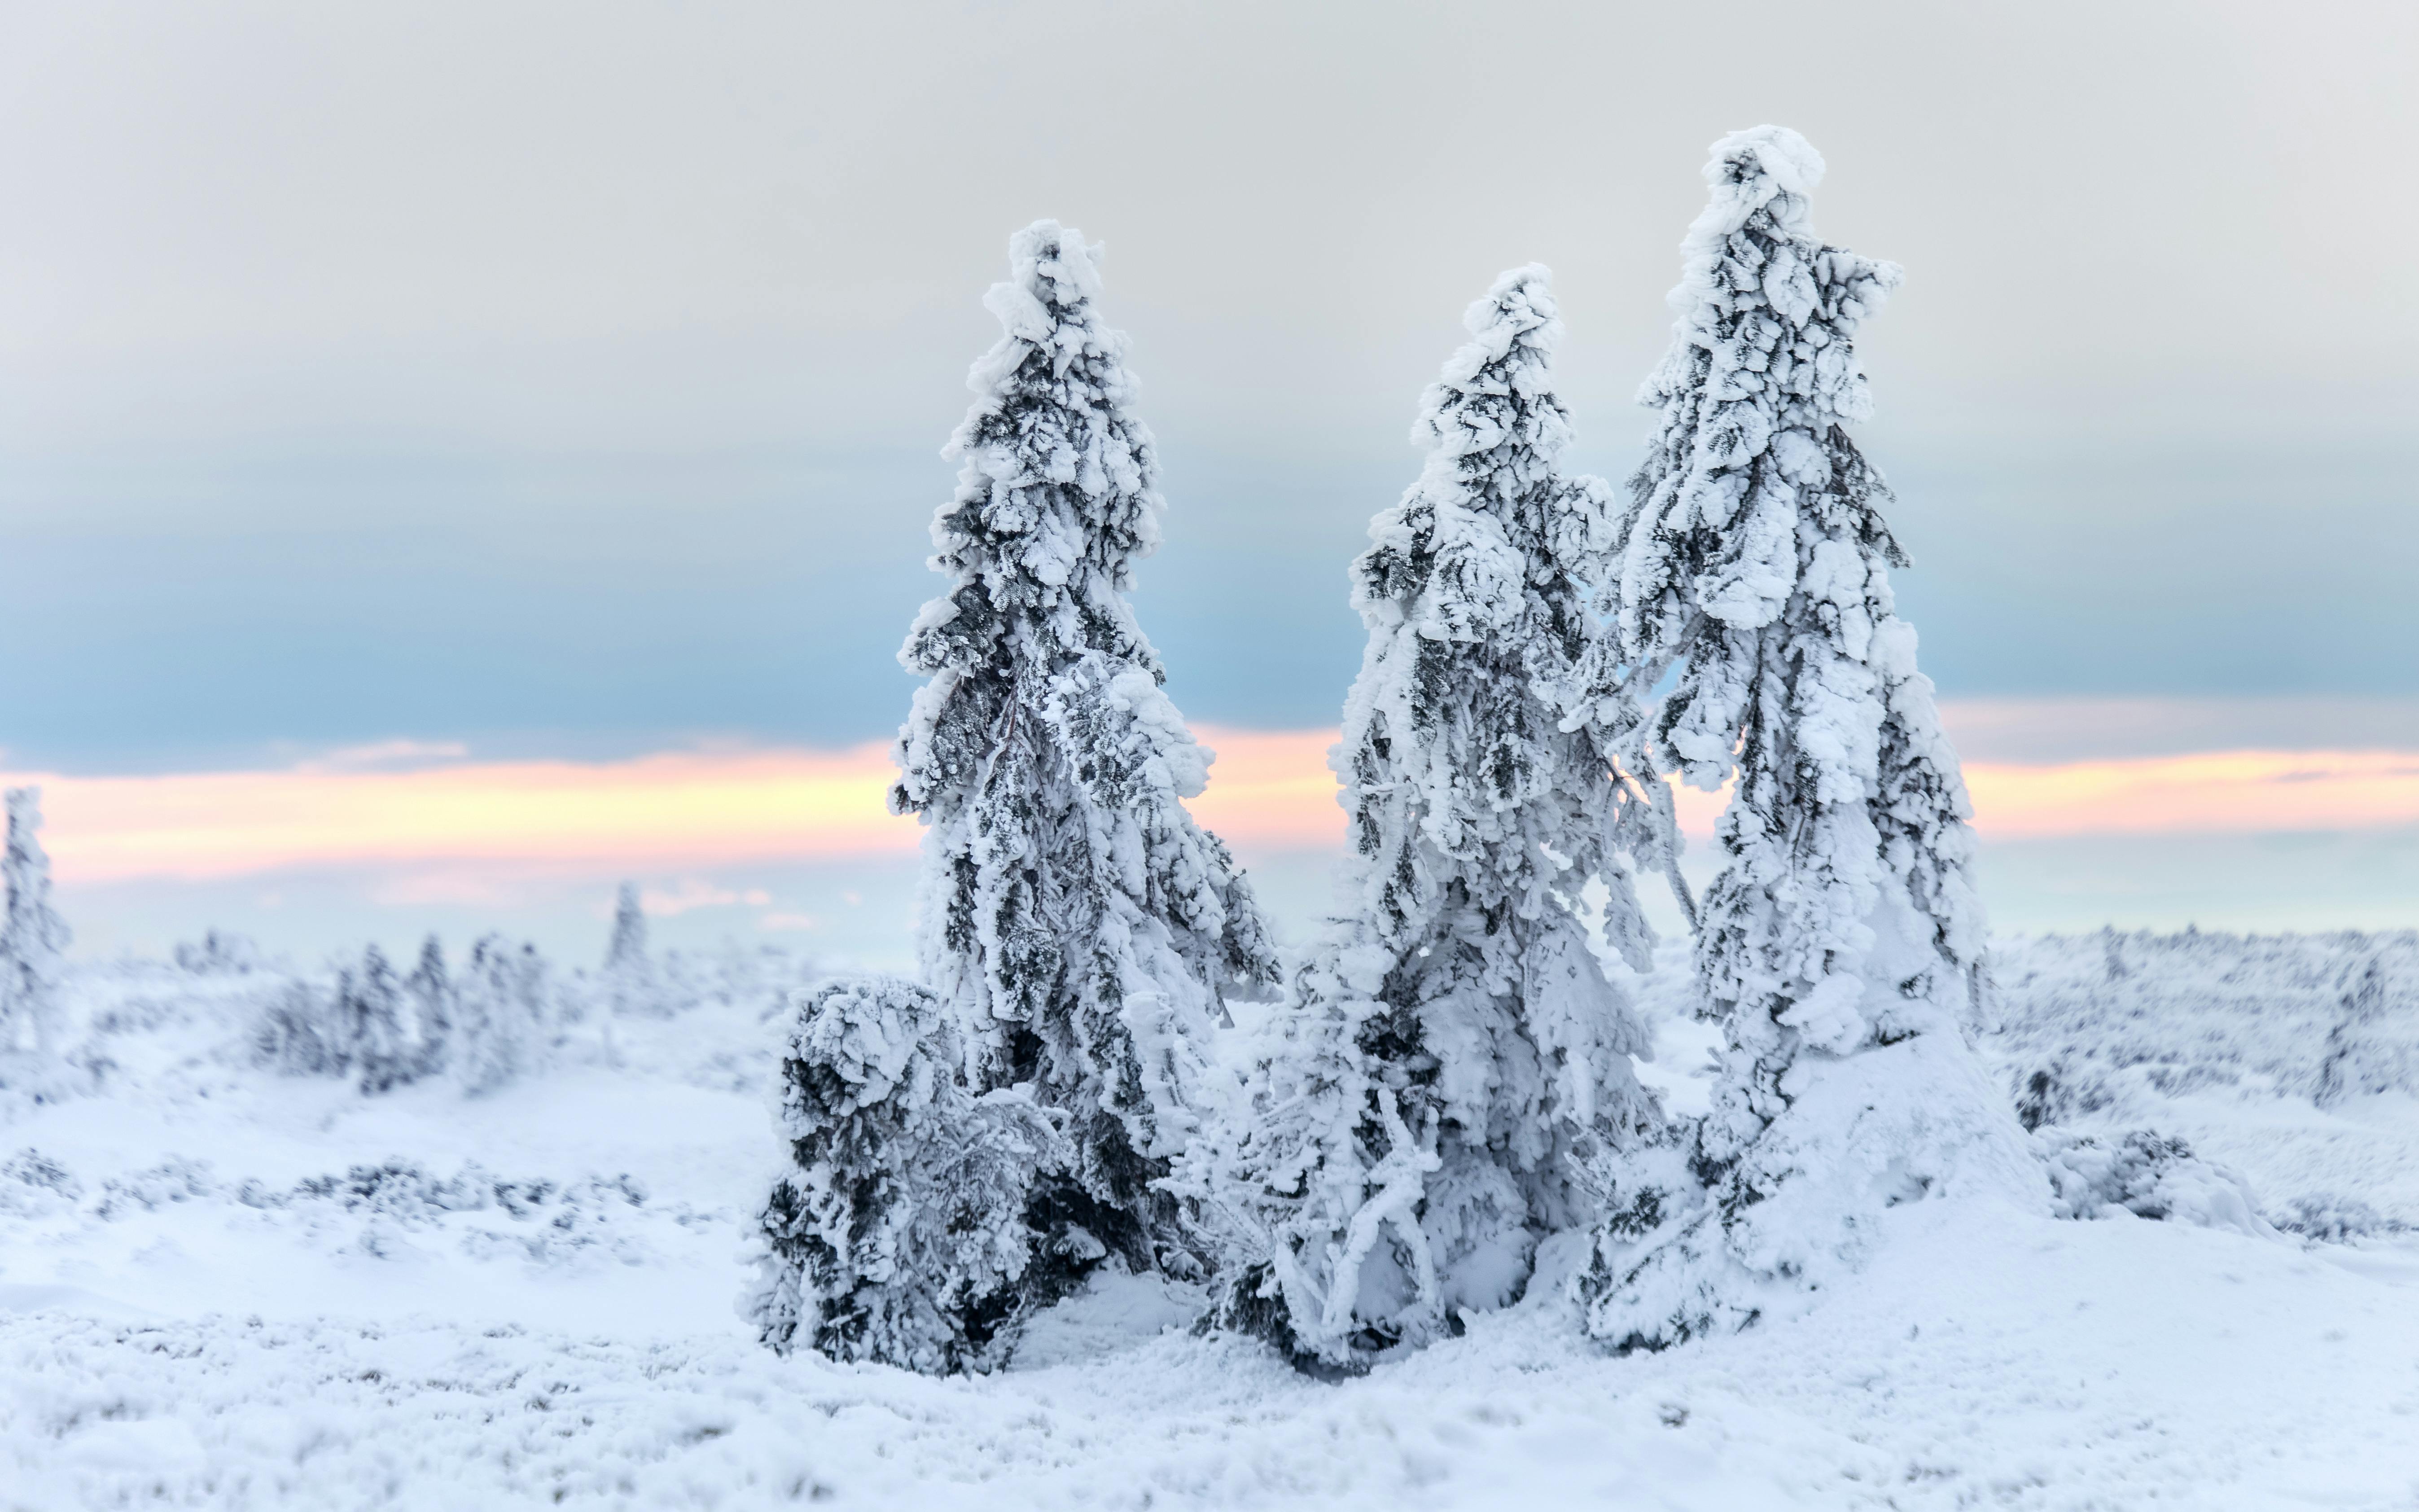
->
(407, 935, 452, 1078)
(2317, 955, 2389, 1109)
(1, 789, 71, 1059)
(254, 981, 343, 1076)
(1577, 128, 2039, 1351)
(745, 975, 1062, 1374)
(340, 944, 414, 1095)
(603, 881, 660, 1019)
(1188, 269, 1662, 1370)
(454, 934, 549, 1096)
(890, 221, 1280, 1274)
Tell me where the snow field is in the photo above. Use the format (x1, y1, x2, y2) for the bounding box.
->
(4, 933, 2419, 1508)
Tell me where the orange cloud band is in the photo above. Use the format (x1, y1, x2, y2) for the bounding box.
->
(9, 733, 2417, 886)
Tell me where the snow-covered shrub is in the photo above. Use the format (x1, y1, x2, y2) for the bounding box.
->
(889, 220, 1278, 1279)
(1185, 267, 1663, 1372)
(744, 975, 1065, 1375)
(1577, 127, 2039, 1353)
(0, 1147, 82, 1218)
(2036, 1128, 2273, 1238)
(2270, 1193, 2409, 1243)
(93, 1155, 216, 1218)
(0, 787, 72, 1060)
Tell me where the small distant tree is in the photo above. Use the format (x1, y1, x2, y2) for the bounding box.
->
(1, 788, 72, 1059)
(603, 881, 661, 1019)
(254, 980, 344, 1077)
(745, 975, 1064, 1374)
(406, 935, 453, 1078)
(175, 929, 263, 976)
(890, 220, 1280, 1279)
(2316, 953, 2390, 1109)
(1185, 268, 1665, 1371)
(1578, 127, 2035, 1351)
(340, 944, 414, 1095)
(454, 934, 551, 1096)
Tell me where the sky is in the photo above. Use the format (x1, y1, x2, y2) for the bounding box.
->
(0, 0, 2415, 962)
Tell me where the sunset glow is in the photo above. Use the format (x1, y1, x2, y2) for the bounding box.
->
(11, 732, 2418, 886)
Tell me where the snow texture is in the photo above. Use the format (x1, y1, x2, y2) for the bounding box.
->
(1581, 127, 2036, 1351)
(890, 220, 1279, 1280)
(1186, 268, 1663, 1370)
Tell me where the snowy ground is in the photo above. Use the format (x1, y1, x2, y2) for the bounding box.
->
(5, 939, 2419, 1509)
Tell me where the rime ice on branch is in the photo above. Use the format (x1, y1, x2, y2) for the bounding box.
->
(1578, 127, 2040, 1351)
(890, 221, 1279, 1278)
(1190, 268, 1662, 1371)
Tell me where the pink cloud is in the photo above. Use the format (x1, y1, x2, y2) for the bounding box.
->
(11, 722, 2419, 890)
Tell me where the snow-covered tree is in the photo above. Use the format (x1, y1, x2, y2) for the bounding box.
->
(1577, 127, 2039, 1351)
(1186, 268, 1663, 1371)
(453, 934, 550, 1096)
(2317, 953, 2390, 1109)
(175, 929, 263, 976)
(406, 934, 452, 1078)
(745, 975, 1064, 1374)
(253, 981, 343, 1076)
(1, 788, 72, 1059)
(603, 881, 660, 1019)
(890, 220, 1280, 1276)
(339, 944, 414, 1095)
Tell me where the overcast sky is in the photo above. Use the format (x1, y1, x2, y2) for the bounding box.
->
(3, 0, 2415, 771)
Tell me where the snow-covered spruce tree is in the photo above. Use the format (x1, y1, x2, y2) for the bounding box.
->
(406, 934, 452, 1078)
(1, 789, 71, 1060)
(890, 221, 1279, 1277)
(1576, 127, 2041, 1351)
(453, 934, 549, 1096)
(1186, 268, 1663, 1371)
(745, 975, 1062, 1373)
(339, 944, 415, 1095)
(603, 881, 660, 1018)
(254, 981, 346, 1077)
(2316, 953, 2390, 1109)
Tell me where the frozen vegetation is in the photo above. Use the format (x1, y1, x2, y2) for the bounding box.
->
(6, 127, 2417, 1508)
(3, 927, 2418, 1507)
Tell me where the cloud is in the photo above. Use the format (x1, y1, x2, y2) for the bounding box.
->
(294, 740, 473, 775)
(638, 879, 773, 916)
(11, 714, 2419, 892)
(3, 742, 914, 884)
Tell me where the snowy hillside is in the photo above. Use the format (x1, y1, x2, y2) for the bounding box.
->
(4, 929, 2416, 1509)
